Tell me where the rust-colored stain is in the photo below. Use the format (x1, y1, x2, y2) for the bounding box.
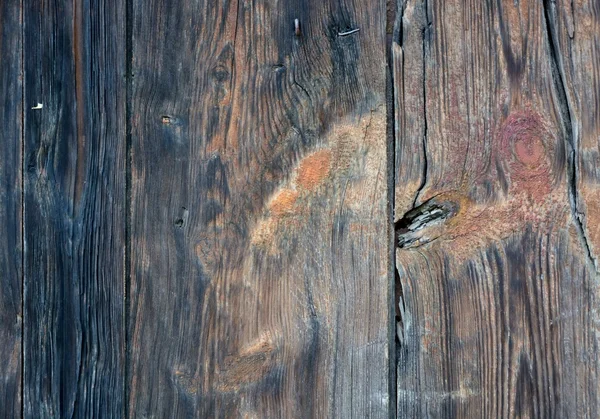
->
(269, 189, 299, 217)
(296, 150, 332, 190)
(251, 108, 386, 253)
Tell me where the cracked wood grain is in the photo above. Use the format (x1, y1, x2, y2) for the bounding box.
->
(22, 0, 126, 416)
(546, 0, 600, 275)
(395, 0, 600, 417)
(129, 0, 389, 417)
(0, 0, 23, 415)
(543, 0, 597, 271)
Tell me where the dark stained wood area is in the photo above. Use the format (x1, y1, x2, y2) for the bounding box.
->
(22, 0, 126, 416)
(0, 0, 23, 416)
(2, 0, 600, 417)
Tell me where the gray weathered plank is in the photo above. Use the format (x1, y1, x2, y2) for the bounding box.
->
(0, 0, 23, 415)
(129, 0, 390, 416)
(22, 0, 126, 416)
(395, 0, 600, 416)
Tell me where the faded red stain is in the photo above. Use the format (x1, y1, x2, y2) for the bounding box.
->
(395, 110, 571, 262)
(296, 150, 332, 190)
(514, 135, 544, 166)
(497, 110, 555, 201)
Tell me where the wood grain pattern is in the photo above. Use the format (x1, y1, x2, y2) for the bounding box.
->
(22, 0, 126, 416)
(0, 0, 23, 415)
(129, 0, 390, 416)
(395, 0, 600, 416)
(549, 0, 600, 270)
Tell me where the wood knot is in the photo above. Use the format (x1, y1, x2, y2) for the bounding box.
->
(217, 332, 278, 392)
(499, 111, 549, 171)
(396, 195, 461, 248)
(514, 134, 544, 166)
(161, 115, 183, 128)
(212, 65, 230, 83)
(497, 110, 557, 199)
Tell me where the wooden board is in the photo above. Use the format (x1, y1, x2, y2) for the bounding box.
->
(550, 0, 600, 276)
(0, 0, 23, 415)
(395, 0, 600, 416)
(129, 0, 390, 416)
(22, 0, 126, 416)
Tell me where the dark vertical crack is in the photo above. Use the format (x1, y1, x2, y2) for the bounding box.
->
(20, 0, 25, 413)
(543, 0, 597, 271)
(73, 0, 86, 208)
(387, 1, 401, 417)
(413, 0, 430, 208)
(124, 0, 133, 414)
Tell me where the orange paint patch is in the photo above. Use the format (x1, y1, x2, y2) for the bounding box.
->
(296, 150, 332, 190)
(269, 189, 299, 217)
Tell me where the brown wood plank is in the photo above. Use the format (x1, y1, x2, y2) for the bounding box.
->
(549, 0, 600, 273)
(130, 0, 390, 416)
(546, 2, 600, 414)
(0, 0, 23, 415)
(22, 0, 126, 416)
(395, 0, 600, 416)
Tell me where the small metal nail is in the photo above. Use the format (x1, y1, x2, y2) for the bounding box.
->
(295, 19, 301, 36)
(338, 28, 360, 37)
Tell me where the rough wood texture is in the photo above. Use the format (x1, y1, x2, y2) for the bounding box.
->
(395, 0, 600, 417)
(129, 0, 389, 416)
(0, 0, 23, 415)
(549, 0, 600, 270)
(22, 0, 126, 416)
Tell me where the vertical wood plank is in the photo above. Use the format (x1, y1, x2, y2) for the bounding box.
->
(130, 0, 389, 416)
(395, 0, 600, 416)
(0, 0, 23, 415)
(22, 0, 126, 416)
(546, 2, 600, 414)
(549, 0, 600, 272)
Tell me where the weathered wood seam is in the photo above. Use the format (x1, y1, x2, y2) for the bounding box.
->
(413, 0, 430, 209)
(388, 1, 401, 417)
(124, 0, 133, 413)
(392, 0, 406, 357)
(542, 0, 597, 272)
(395, 0, 432, 351)
(20, 0, 25, 414)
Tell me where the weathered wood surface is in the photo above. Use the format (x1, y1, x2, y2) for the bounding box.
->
(395, 0, 600, 417)
(7, 0, 600, 416)
(550, 0, 600, 272)
(129, 0, 390, 417)
(0, 0, 23, 415)
(22, 0, 126, 416)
